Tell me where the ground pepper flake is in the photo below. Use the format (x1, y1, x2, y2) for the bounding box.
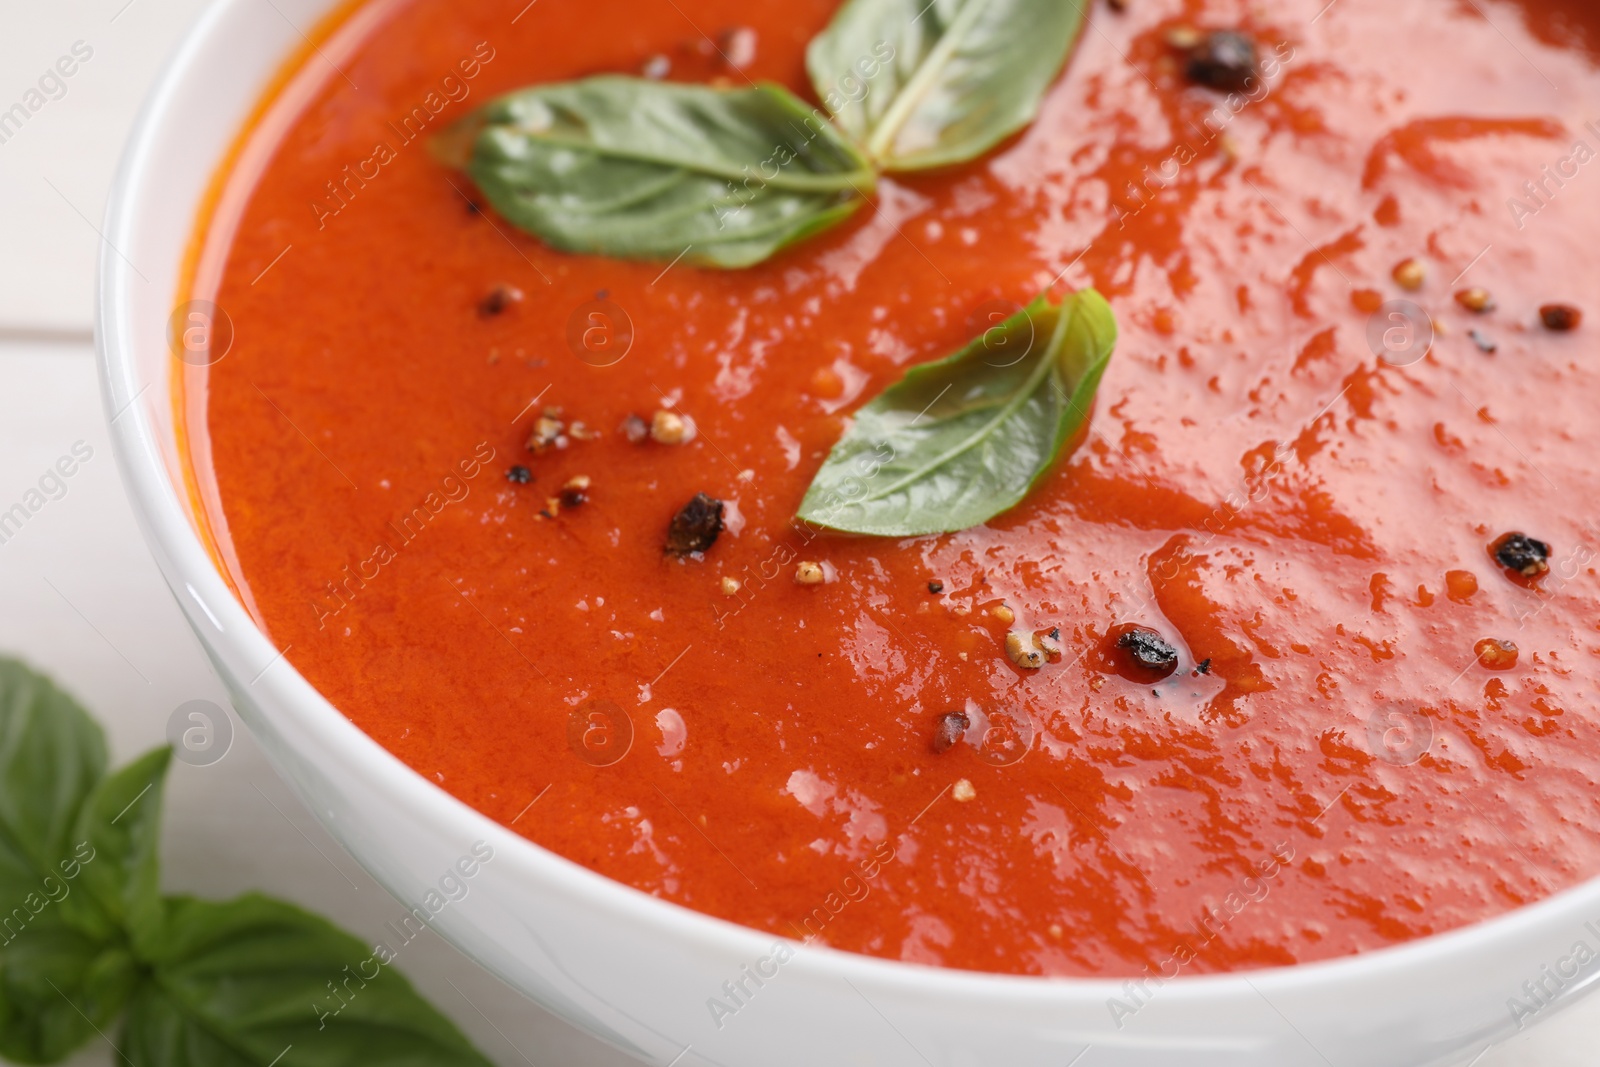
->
(505, 465, 532, 484)
(1183, 30, 1260, 92)
(559, 475, 590, 507)
(1491, 532, 1550, 577)
(1541, 304, 1582, 331)
(1114, 626, 1180, 678)
(932, 711, 969, 753)
(665, 493, 724, 557)
(478, 284, 523, 317)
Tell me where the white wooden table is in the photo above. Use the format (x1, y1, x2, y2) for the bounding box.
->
(0, 2, 1592, 1065)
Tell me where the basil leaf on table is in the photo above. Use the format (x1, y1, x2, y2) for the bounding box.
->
(0, 916, 137, 1065)
(464, 76, 875, 268)
(124, 894, 494, 1067)
(0, 655, 500, 1067)
(0, 660, 130, 1064)
(807, 0, 1088, 171)
(68, 747, 171, 954)
(798, 289, 1116, 536)
(0, 660, 107, 907)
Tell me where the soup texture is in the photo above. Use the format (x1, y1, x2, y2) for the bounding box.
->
(186, 0, 1600, 976)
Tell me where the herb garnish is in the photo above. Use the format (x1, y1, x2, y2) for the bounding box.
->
(808, 0, 1089, 171)
(465, 79, 875, 268)
(0, 658, 493, 1067)
(451, 0, 1088, 266)
(797, 288, 1116, 536)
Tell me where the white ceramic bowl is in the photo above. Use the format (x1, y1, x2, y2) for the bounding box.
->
(96, 2, 1600, 1064)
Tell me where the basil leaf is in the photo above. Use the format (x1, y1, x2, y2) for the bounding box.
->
(807, 0, 1088, 171)
(0, 659, 106, 911)
(466, 76, 875, 268)
(798, 289, 1116, 536)
(125, 894, 494, 1067)
(0, 915, 136, 1065)
(67, 748, 171, 954)
(0, 660, 125, 1065)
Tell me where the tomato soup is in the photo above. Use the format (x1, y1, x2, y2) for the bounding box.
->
(184, 0, 1600, 977)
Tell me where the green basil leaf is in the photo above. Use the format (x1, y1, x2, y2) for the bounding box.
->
(465, 76, 874, 268)
(0, 660, 123, 1065)
(125, 894, 494, 1066)
(0, 914, 136, 1065)
(807, 0, 1088, 171)
(66, 748, 171, 953)
(0, 659, 106, 909)
(798, 288, 1116, 536)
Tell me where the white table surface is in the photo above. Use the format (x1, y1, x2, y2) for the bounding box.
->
(0, 2, 1595, 1065)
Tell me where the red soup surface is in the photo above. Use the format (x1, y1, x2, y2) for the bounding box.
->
(185, 0, 1600, 977)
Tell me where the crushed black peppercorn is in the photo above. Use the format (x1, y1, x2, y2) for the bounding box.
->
(478, 284, 523, 317)
(1468, 329, 1497, 354)
(1540, 304, 1582, 332)
(665, 493, 725, 557)
(932, 711, 970, 753)
(928, 580, 944, 594)
(1184, 31, 1259, 92)
(1195, 658, 1212, 675)
(559, 475, 591, 508)
(1114, 626, 1180, 678)
(505, 465, 532, 484)
(1491, 532, 1550, 577)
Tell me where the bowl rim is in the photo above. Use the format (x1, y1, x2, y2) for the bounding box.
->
(94, 0, 1600, 1014)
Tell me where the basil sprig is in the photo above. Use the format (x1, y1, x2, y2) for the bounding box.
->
(799, 289, 1116, 536)
(0, 658, 494, 1067)
(467, 78, 875, 268)
(808, 0, 1089, 171)
(455, 0, 1087, 266)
